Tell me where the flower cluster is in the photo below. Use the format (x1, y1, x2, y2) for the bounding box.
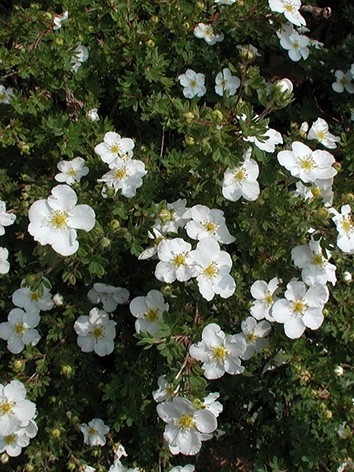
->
(179, 68, 241, 99)
(0, 380, 38, 457)
(96, 131, 147, 198)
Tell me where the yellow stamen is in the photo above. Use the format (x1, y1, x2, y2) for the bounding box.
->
(110, 144, 121, 154)
(67, 168, 77, 176)
(90, 327, 104, 339)
(292, 300, 305, 314)
(312, 254, 324, 266)
(178, 414, 195, 430)
(1, 402, 13, 414)
(264, 293, 273, 305)
(50, 211, 68, 229)
(203, 263, 219, 278)
(300, 157, 315, 171)
(172, 254, 186, 267)
(5, 434, 16, 445)
(88, 427, 97, 435)
(145, 308, 159, 322)
(234, 168, 246, 182)
(246, 332, 257, 343)
(340, 217, 353, 234)
(212, 345, 227, 362)
(203, 221, 217, 234)
(115, 168, 127, 180)
(15, 323, 25, 335)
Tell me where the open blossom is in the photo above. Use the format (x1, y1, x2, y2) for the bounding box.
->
(87, 283, 129, 312)
(222, 148, 260, 202)
(0, 201, 16, 235)
(53, 10, 68, 30)
(169, 466, 195, 472)
(279, 29, 309, 61)
(80, 418, 110, 446)
(138, 228, 165, 260)
(200, 392, 223, 417)
(0, 247, 10, 274)
(0, 85, 14, 104)
(153, 375, 179, 403)
(188, 238, 236, 301)
(157, 396, 217, 455)
(155, 238, 196, 283)
(239, 317, 272, 360)
(330, 204, 354, 254)
(0, 380, 37, 436)
(215, 68, 240, 96)
(332, 70, 354, 94)
(272, 281, 329, 339)
(307, 118, 340, 149)
(268, 0, 306, 27)
(129, 290, 169, 336)
(185, 205, 235, 244)
(178, 69, 206, 99)
(291, 237, 337, 286)
(98, 160, 147, 198)
(95, 132, 135, 168)
(244, 128, 283, 153)
(189, 323, 246, 379)
(71, 43, 89, 73)
(0, 308, 41, 354)
(0, 419, 37, 457)
(12, 279, 53, 313)
(28, 185, 95, 256)
(193, 23, 224, 45)
(74, 308, 117, 356)
(294, 179, 334, 206)
(153, 199, 190, 234)
(250, 277, 280, 321)
(55, 157, 89, 185)
(277, 141, 337, 183)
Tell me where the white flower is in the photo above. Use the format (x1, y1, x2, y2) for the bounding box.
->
(215, 0, 235, 3)
(215, 68, 240, 97)
(332, 70, 354, 94)
(153, 199, 190, 234)
(71, 44, 89, 73)
(12, 279, 53, 313)
(268, 0, 306, 27)
(0, 201, 16, 235)
(308, 38, 323, 49)
(351, 63, 354, 80)
(272, 281, 329, 338)
(87, 108, 100, 122)
(0, 419, 38, 457)
(189, 323, 246, 379)
(94, 132, 135, 168)
(291, 237, 337, 286)
(200, 392, 223, 417)
(0, 85, 14, 104)
(0, 308, 41, 354)
(250, 277, 280, 321)
(330, 204, 354, 254)
(0, 380, 36, 436)
(178, 69, 206, 99)
(236, 44, 261, 58)
(193, 23, 224, 46)
(169, 465, 195, 472)
(279, 30, 309, 61)
(294, 179, 334, 206)
(155, 238, 196, 283)
(222, 148, 260, 202)
(276, 78, 293, 93)
(55, 157, 89, 185)
(153, 375, 179, 403)
(244, 128, 283, 153)
(277, 141, 337, 183)
(239, 317, 271, 360)
(334, 365, 344, 376)
(188, 238, 236, 301)
(53, 293, 64, 306)
(185, 205, 235, 244)
(87, 283, 130, 313)
(0, 247, 10, 274)
(156, 396, 217, 455)
(28, 184, 96, 256)
(138, 228, 165, 260)
(53, 10, 68, 30)
(342, 271, 352, 283)
(98, 160, 147, 198)
(129, 290, 169, 336)
(83, 467, 96, 472)
(74, 308, 117, 356)
(80, 418, 110, 446)
(307, 118, 340, 149)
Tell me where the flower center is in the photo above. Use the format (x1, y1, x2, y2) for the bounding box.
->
(67, 168, 77, 176)
(264, 293, 273, 305)
(178, 414, 196, 430)
(88, 427, 97, 435)
(300, 156, 315, 171)
(205, 27, 213, 37)
(221, 79, 227, 88)
(339, 78, 347, 86)
(311, 186, 321, 197)
(292, 299, 306, 315)
(50, 211, 69, 229)
(190, 79, 197, 87)
(166, 385, 175, 396)
(115, 168, 127, 180)
(312, 253, 324, 266)
(172, 253, 186, 267)
(316, 130, 326, 141)
(5, 434, 16, 445)
(1, 401, 13, 415)
(90, 326, 104, 340)
(0, 93, 7, 101)
(246, 332, 257, 343)
(15, 323, 25, 335)
(234, 168, 246, 183)
(212, 345, 227, 362)
(110, 144, 121, 154)
(340, 217, 353, 234)
(30, 291, 39, 301)
(284, 1, 296, 12)
(203, 221, 217, 234)
(203, 262, 219, 278)
(293, 41, 299, 49)
(145, 308, 159, 322)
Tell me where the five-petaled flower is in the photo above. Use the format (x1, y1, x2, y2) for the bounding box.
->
(80, 418, 110, 446)
(129, 290, 169, 336)
(55, 157, 89, 185)
(268, 0, 306, 27)
(193, 23, 224, 46)
(215, 68, 240, 97)
(178, 69, 206, 99)
(222, 148, 260, 202)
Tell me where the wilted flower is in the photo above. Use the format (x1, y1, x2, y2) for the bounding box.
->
(244, 128, 283, 153)
(0, 201, 16, 236)
(87, 108, 100, 122)
(71, 44, 89, 73)
(87, 283, 129, 312)
(153, 199, 190, 234)
(239, 317, 271, 360)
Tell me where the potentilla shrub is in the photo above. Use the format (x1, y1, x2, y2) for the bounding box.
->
(0, 0, 353, 471)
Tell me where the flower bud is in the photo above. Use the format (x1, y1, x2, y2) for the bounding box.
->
(212, 110, 223, 122)
(44, 12, 53, 20)
(185, 136, 195, 145)
(0, 453, 9, 464)
(100, 237, 111, 249)
(146, 39, 155, 48)
(61, 365, 73, 377)
(13, 360, 23, 370)
(342, 271, 352, 283)
(110, 219, 121, 230)
(334, 365, 344, 376)
(51, 428, 61, 438)
(183, 112, 195, 122)
(151, 16, 159, 23)
(276, 78, 293, 94)
(53, 293, 64, 306)
(55, 37, 64, 45)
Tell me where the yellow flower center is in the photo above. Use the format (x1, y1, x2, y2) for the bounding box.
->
(178, 414, 195, 430)
(203, 262, 219, 278)
(1, 402, 13, 415)
(264, 293, 273, 305)
(166, 385, 174, 396)
(312, 253, 324, 266)
(340, 217, 353, 234)
(190, 80, 197, 87)
(311, 186, 321, 197)
(284, 2, 295, 12)
(234, 168, 246, 183)
(0, 93, 6, 101)
(30, 291, 40, 301)
(203, 221, 217, 234)
(212, 345, 227, 362)
(293, 41, 299, 49)
(339, 78, 347, 86)
(246, 332, 257, 343)
(300, 157, 315, 171)
(50, 211, 69, 229)
(115, 168, 127, 180)
(316, 130, 326, 141)
(90, 326, 104, 340)
(110, 144, 121, 154)
(221, 79, 227, 88)
(67, 168, 77, 176)
(15, 323, 25, 335)
(88, 427, 97, 435)
(5, 434, 16, 445)
(145, 308, 159, 322)
(292, 299, 306, 314)
(172, 254, 186, 267)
